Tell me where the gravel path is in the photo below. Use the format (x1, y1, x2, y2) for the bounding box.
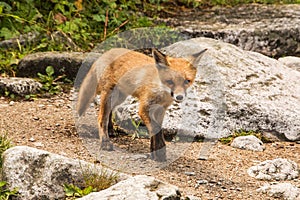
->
(1, 93, 299, 199)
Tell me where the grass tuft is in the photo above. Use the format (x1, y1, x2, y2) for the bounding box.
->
(64, 163, 119, 199)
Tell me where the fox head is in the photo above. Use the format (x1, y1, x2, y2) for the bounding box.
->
(152, 48, 207, 102)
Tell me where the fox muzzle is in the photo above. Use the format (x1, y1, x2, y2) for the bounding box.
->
(171, 91, 185, 102)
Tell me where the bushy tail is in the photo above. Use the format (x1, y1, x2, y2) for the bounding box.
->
(76, 66, 97, 116)
(76, 48, 132, 116)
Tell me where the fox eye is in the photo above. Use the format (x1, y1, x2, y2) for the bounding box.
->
(184, 79, 191, 84)
(166, 80, 174, 85)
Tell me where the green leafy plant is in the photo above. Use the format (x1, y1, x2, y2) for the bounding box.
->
(37, 66, 63, 95)
(64, 184, 94, 199)
(0, 0, 156, 76)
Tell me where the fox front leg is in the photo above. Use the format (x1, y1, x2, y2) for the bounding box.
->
(139, 103, 167, 162)
(150, 129, 166, 162)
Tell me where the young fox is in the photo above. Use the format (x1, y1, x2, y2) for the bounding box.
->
(77, 48, 207, 162)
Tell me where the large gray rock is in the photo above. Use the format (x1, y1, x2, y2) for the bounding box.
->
(17, 52, 101, 80)
(257, 183, 300, 200)
(114, 37, 300, 141)
(2, 146, 128, 200)
(247, 158, 299, 181)
(231, 135, 265, 151)
(160, 4, 300, 58)
(78, 175, 181, 200)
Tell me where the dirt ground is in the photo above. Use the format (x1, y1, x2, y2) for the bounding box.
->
(0, 92, 299, 200)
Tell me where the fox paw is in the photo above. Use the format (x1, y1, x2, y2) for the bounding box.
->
(151, 147, 166, 162)
(100, 140, 114, 151)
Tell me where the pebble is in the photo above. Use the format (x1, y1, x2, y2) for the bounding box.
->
(197, 179, 208, 185)
(33, 116, 39, 120)
(185, 172, 196, 176)
(69, 96, 75, 101)
(0, 104, 8, 108)
(33, 142, 44, 147)
(198, 155, 208, 160)
(130, 154, 148, 160)
(209, 180, 217, 184)
(29, 137, 35, 142)
(9, 101, 15, 106)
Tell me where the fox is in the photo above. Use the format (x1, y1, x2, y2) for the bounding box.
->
(77, 48, 207, 162)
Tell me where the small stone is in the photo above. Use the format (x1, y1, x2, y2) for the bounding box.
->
(209, 180, 217, 184)
(33, 142, 44, 147)
(185, 172, 196, 176)
(9, 101, 15, 106)
(33, 116, 39, 120)
(130, 154, 148, 160)
(198, 155, 208, 160)
(29, 137, 35, 142)
(197, 179, 208, 184)
(0, 104, 8, 108)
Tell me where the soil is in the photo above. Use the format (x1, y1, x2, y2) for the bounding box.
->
(1, 92, 299, 200)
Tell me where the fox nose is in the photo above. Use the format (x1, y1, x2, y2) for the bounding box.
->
(175, 95, 184, 102)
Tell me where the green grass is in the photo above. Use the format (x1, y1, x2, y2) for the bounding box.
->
(64, 163, 119, 199)
(0, 134, 12, 168)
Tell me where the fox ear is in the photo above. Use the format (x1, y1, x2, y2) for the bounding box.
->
(152, 48, 169, 69)
(187, 48, 207, 64)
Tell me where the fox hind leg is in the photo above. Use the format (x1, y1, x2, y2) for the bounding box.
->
(98, 91, 113, 151)
(108, 112, 114, 136)
(98, 87, 127, 151)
